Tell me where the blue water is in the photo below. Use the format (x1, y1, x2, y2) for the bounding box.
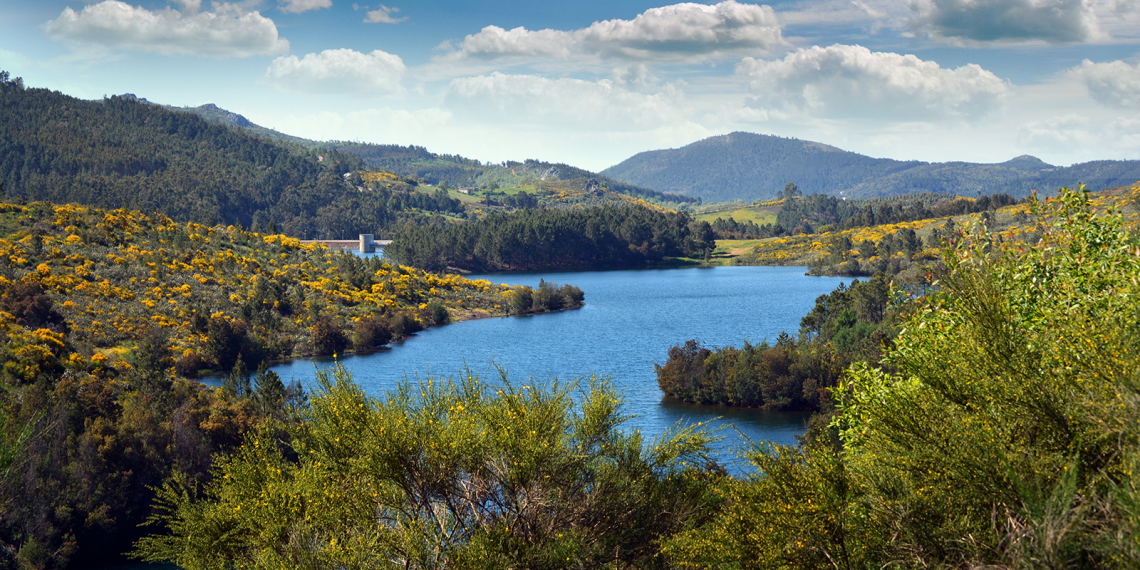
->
(242, 265, 848, 472)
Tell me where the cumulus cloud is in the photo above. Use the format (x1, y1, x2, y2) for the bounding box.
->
(41, 1, 289, 57)
(265, 48, 406, 96)
(909, 0, 1105, 44)
(363, 5, 407, 23)
(738, 44, 1008, 121)
(1069, 59, 1140, 107)
(445, 72, 688, 130)
(278, 0, 332, 14)
(611, 63, 656, 87)
(443, 0, 785, 62)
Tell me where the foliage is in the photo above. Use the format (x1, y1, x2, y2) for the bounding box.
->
(0, 198, 584, 568)
(665, 186, 1140, 568)
(133, 363, 722, 569)
(656, 273, 895, 411)
(388, 205, 716, 272)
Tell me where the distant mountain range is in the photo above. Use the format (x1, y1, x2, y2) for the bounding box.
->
(601, 132, 1140, 202)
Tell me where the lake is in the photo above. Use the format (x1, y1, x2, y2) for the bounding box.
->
(245, 265, 849, 472)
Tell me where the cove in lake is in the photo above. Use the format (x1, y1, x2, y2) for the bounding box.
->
(220, 265, 849, 472)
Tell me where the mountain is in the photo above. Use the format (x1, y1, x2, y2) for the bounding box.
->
(602, 132, 1140, 202)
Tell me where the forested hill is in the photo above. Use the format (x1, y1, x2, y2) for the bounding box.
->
(602, 131, 1140, 202)
(0, 78, 465, 239)
(323, 143, 697, 206)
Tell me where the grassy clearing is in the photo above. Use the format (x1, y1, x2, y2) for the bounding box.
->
(694, 206, 778, 226)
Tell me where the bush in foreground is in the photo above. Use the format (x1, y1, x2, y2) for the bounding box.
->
(133, 365, 722, 569)
(665, 186, 1140, 568)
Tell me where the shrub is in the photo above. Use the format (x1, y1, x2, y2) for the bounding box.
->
(352, 317, 392, 352)
(133, 364, 721, 569)
(424, 301, 449, 325)
(205, 317, 246, 371)
(388, 312, 423, 338)
(0, 280, 68, 333)
(310, 316, 348, 357)
(175, 352, 205, 378)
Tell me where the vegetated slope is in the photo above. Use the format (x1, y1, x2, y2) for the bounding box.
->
(731, 184, 1139, 280)
(0, 77, 459, 239)
(603, 131, 1140, 202)
(322, 143, 697, 207)
(665, 187, 1140, 568)
(156, 97, 696, 209)
(0, 200, 585, 569)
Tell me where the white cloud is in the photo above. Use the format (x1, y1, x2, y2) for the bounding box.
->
(1017, 113, 1100, 152)
(265, 48, 406, 96)
(41, 1, 289, 58)
(278, 0, 332, 14)
(1069, 59, 1140, 107)
(908, 0, 1106, 44)
(445, 72, 690, 131)
(442, 0, 785, 62)
(611, 63, 656, 87)
(738, 44, 1008, 121)
(363, 5, 407, 24)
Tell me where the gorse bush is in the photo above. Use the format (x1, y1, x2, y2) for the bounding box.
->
(0, 200, 587, 568)
(133, 364, 723, 569)
(0, 201, 567, 380)
(665, 186, 1140, 568)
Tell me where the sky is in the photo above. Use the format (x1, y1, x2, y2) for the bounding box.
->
(1, 0, 1139, 172)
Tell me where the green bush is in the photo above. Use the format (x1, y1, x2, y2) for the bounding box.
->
(665, 187, 1140, 568)
(133, 364, 721, 569)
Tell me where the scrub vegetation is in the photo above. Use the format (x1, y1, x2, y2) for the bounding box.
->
(123, 186, 1140, 569)
(0, 200, 581, 569)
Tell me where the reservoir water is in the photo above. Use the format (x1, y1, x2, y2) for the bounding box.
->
(253, 265, 849, 472)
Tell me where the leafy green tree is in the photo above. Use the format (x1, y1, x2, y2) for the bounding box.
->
(133, 364, 720, 569)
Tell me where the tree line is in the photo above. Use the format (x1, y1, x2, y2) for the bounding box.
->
(776, 191, 1021, 235)
(387, 205, 717, 272)
(655, 273, 894, 410)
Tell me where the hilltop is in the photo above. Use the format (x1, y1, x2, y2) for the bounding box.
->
(162, 102, 695, 208)
(602, 131, 1140, 202)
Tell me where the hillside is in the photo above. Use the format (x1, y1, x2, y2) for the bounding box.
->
(717, 183, 1140, 279)
(155, 99, 696, 209)
(323, 144, 697, 207)
(603, 131, 1140, 202)
(0, 77, 470, 239)
(0, 199, 580, 567)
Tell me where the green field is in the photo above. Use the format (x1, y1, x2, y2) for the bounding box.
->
(694, 206, 778, 226)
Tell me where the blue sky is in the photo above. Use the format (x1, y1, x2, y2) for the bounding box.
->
(2, 0, 1139, 171)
